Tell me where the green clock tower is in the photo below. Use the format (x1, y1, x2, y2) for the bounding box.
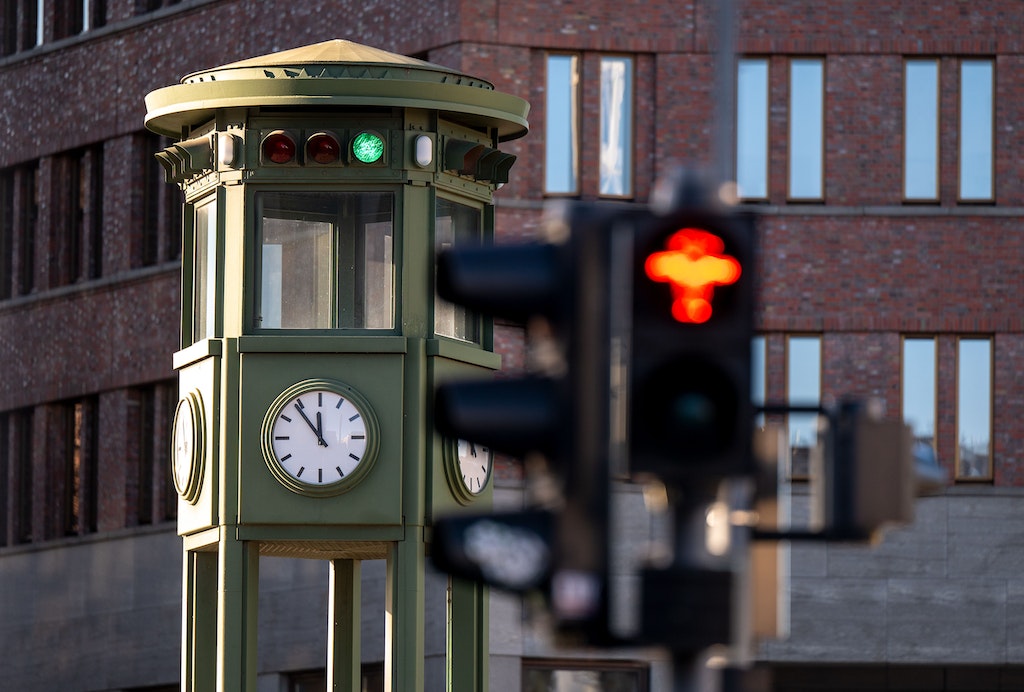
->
(145, 39, 528, 691)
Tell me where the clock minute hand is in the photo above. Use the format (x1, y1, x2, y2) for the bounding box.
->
(294, 403, 329, 447)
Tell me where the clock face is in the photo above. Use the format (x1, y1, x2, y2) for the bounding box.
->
(445, 438, 492, 504)
(171, 391, 204, 503)
(457, 439, 492, 496)
(262, 380, 379, 497)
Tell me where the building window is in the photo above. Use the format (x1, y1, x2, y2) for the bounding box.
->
(737, 58, 769, 199)
(787, 335, 821, 479)
(254, 191, 395, 332)
(54, 0, 106, 38)
(434, 196, 482, 342)
(63, 399, 98, 537)
(287, 663, 383, 691)
(957, 337, 992, 480)
(17, 161, 38, 296)
(523, 660, 649, 691)
(545, 54, 580, 195)
(902, 337, 936, 448)
(959, 59, 994, 201)
(12, 408, 33, 544)
(599, 56, 633, 197)
(752, 335, 766, 427)
(134, 0, 181, 14)
(140, 133, 182, 267)
(50, 146, 103, 287)
(0, 412, 8, 547)
(788, 58, 824, 200)
(0, 169, 13, 300)
(904, 59, 939, 200)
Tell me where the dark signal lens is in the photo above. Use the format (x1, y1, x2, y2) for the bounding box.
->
(261, 131, 296, 164)
(306, 132, 341, 164)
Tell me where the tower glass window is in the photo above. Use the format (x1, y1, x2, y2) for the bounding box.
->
(599, 56, 633, 197)
(788, 58, 824, 200)
(434, 197, 481, 342)
(193, 198, 216, 341)
(545, 54, 579, 195)
(904, 59, 939, 200)
(959, 59, 994, 201)
(737, 58, 769, 199)
(254, 191, 394, 331)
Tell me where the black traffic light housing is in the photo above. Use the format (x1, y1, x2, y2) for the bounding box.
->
(629, 196, 758, 488)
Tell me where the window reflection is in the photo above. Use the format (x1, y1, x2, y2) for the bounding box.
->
(905, 60, 939, 199)
(787, 335, 821, 478)
(957, 338, 992, 479)
(545, 55, 580, 195)
(600, 56, 633, 197)
(960, 60, 994, 200)
(789, 59, 824, 199)
(194, 199, 216, 341)
(435, 197, 481, 342)
(255, 191, 394, 330)
(737, 58, 769, 199)
(902, 337, 936, 447)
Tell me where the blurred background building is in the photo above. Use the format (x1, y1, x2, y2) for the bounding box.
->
(1, 1, 1023, 690)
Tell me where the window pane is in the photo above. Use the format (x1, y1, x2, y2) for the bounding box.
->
(193, 199, 216, 341)
(905, 60, 939, 199)
(787, 336, 821, 478)
(752, 336, 766, 428)
(545, 55, 579, 194)
(960, 60, 993, 200)
(600, 56, 633, 196)
(957, 338, 991, 479)
(789, 59, 824, 199)
(435, 198, 481, 342)
(255, 191, 394, 330)
(737, 58, 769, 199)
(902, 338, 936, 446)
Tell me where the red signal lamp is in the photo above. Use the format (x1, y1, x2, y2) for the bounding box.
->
(261, 130, 297, 164)
(644, 228, 742, 323)
(306, 132, 341, 164)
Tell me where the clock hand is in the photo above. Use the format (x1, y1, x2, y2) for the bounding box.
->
(294, 402, 329, 447)
(315, 411, 327, 447)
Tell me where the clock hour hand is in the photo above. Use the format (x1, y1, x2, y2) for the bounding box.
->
(294, 402, 329, 447)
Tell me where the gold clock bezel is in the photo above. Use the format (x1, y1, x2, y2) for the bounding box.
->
(443, 437, 493, 504)
(261, 378, 381, 498)
(171, 390, 205, 504)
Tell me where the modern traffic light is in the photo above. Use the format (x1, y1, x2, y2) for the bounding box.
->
(629, 187, 758, 487)
(431, 201, 628, 642)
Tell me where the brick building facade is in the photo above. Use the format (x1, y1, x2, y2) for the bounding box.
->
(1, 1, 1023, 690)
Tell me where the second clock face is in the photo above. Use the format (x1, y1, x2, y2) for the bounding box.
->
(263, 380, 379, 496)
(456, 439, 492, 496)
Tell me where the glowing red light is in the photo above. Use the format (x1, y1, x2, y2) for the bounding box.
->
(262, 131, 296, 164)
(306, 132, 341, 164)
(644, 228, 742, 324)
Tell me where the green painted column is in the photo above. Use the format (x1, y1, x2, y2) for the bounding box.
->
(448, 579, 489, 691)
(386, 529, 426, 691)
(182, 549, 218, 692)
(217, 532, 259, 692)
(328, 559, 362, 692)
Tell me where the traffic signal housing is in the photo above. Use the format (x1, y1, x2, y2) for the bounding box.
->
(629, 198, 758, 487)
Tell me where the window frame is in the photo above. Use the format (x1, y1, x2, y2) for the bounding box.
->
(903, 58, 940, 202)
(787, 57, 825, 201)
(544, 53, 581, 196)
(955, 336, 993, 482)
(958, 58, 995, 203)
(736, 57, 770, 201)
(598, 54, 635, 199)
(522, 658, 649, 692)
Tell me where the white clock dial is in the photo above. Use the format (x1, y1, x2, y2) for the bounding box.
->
(456, 439, 492, 497)
(262, 380, 379, 497)
(171, 391, 204, 503)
